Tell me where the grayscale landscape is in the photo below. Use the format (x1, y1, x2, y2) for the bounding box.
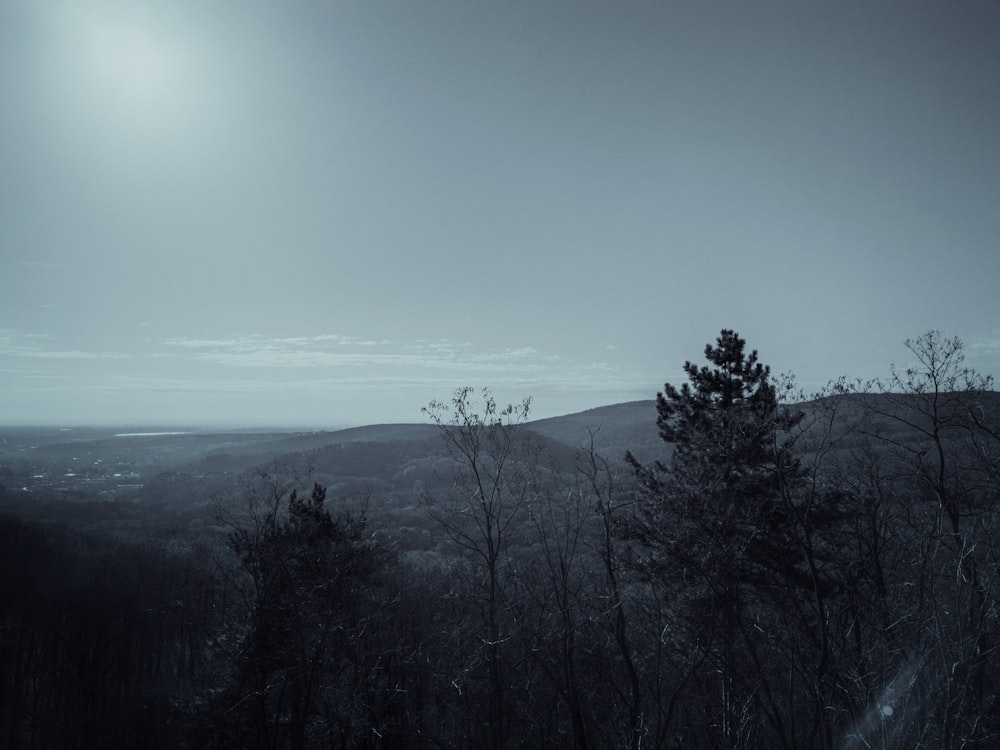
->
(2, 0, 999, 748)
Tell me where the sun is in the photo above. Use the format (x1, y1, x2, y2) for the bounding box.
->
(27, 0, 219, 178)
(86, 18, 179, 120)
(92, 22, 171, 105)
(47, 0, 198, 134)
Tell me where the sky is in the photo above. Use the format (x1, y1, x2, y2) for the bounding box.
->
(2, 0, 999, 428)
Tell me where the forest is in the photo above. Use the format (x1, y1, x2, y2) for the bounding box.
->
(2, 329, 999, 750)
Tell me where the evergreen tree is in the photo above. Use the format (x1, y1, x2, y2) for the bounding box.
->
(627, 329, 807, 749)
(628, 330, 806, 582)
(632, 329, 801, 496)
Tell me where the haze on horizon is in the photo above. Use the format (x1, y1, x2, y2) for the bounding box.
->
(2, 0, 999, 429)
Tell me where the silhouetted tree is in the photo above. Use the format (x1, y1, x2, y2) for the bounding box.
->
(839, 332, 1000, 749)
(858, 331, 997, 538)
(423, 387, 536, 750)
(208, 474, 388, 749)
(627, 329, 807, 749)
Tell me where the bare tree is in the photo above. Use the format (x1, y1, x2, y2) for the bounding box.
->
(423, 387, 535, 750)
(835, 332, 1000, 749)
(859, 331, 995, 538)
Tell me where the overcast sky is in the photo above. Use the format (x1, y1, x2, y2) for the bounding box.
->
(2, 0, 999, 428)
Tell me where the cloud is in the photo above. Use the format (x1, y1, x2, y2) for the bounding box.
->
(0, 329, 50, 354)
(148, 334, 657, 408)
(0, 330, 131, 360)
(0, 328, 655, 425)
(0, 329, 636, 391)
(161, 334, 567, 374)
(22, 350, 132, 360)
(969, 332, 1000, 357)
(967, 331, 1000, 380)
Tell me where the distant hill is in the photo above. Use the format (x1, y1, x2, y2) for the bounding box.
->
(178, 424, 441, 475)
(527, 400, 660, 464)
(5, 390, 999, 527)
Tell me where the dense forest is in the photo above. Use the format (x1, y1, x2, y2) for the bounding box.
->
(2, 330, 999, 749)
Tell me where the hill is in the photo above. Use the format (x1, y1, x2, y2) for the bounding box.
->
(4, 390, 999, 533)
(527, 400, 660, 463)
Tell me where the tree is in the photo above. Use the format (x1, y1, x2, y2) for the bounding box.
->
(576, 430, 644, 750)
(423, 387, 535, 750)
(841, 332, 1000, 748)
(859, 331, 997, 538)
(628, 329, 806, 588)
(209, 472, 387, 750)
(627, 329, 807, 749)
(0, 516, 217, 750)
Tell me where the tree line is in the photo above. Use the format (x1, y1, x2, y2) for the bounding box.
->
(1, 329, 998, 749)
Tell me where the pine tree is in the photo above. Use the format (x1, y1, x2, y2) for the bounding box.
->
(628, 329, 804, 584)
(627, 330, 806, 749)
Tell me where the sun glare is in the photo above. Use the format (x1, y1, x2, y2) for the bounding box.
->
(87, 19, 177, 119)
(24, 0, 219, 182)
(91, 22, 172, 105)
(49, 0, 201, 136)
